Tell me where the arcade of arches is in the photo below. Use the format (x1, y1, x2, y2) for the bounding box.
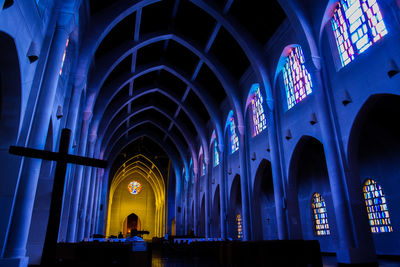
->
(0, 0, 400, 266)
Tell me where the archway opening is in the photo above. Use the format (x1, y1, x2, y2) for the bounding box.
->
(199, 195, 205, 237)
(211, 185, 221, 237)
(123, 213, 142, 236)
(289, 137, 336, 252)
(0, 31, 22, 255)
(252, 159, 277, 240)
(228, 174, 242, 240)
(348, 94, 400, 255)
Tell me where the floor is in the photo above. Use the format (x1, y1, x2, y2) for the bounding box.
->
(151, 253, 400, 267)
(322, 256, 400, 267)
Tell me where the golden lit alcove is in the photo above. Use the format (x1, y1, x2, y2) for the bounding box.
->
(106, 155, 165, 240)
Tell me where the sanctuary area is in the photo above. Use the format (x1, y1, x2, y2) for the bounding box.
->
(0, 0, 400, 266)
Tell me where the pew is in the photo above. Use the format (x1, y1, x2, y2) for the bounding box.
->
(55, 241, 151, 267)
(154, 238, 322, 267)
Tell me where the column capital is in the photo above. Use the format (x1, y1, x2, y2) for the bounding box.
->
(83, 111, 92, 121)
(56, 11, 75, 34)
(89, 134, 97, 143)
(237, 125, 245, 136)
(218, 143, 224, 153)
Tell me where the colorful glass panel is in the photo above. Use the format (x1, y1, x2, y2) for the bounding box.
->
(283, 46, 313, 110)
(230, 117, 239, 154)
(236, 213, 243, 239)
(363, 179, 393, 233)
(128, 181, 142, 195)
(214, 141, 220, 167)
(312, 193, 331, 236)
(331, 0, 387, 67)
(60, 37, 70, 75)
(251, 85, 267, 136)
(202, 162, 206, 176)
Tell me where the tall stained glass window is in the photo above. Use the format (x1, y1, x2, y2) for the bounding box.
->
(363, 179, 393, 233)
(230, 117, 239, 154)
(236, 213, 243, 239)
(214, 141, 220, 167)
(202, 162, 206, 176)
(331, 0, 387, 67)
(60, 37, 70, 75)
(251, 85, 267, 136)
(312, 193, 331, 236)
(283, 46, 313, 110)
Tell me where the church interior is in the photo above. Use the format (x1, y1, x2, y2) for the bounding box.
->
(1, 0, 400, 266)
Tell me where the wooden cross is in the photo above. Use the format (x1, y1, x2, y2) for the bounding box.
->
(9, 128, 107, 266)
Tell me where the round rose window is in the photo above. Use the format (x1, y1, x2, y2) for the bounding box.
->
(128, 181, 142, 195)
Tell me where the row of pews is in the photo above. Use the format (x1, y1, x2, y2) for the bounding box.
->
(154, 237, 323, 266)
(55, 238, 322, 266)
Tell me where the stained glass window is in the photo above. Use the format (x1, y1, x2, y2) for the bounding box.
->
(236, 213, 243, 239)
(214, 141, 220, 167)
(283, 46, 313, 110)
(202, 162, 206, 176)
(128, 181, 142, 195)
(363, 179, 393, 233)
(230, 117, 239, 154)
(312, 193, 330, 236)
(60, 37, 70, 75)
(251, 85, 267, 136)
(331, 0, 387, 67)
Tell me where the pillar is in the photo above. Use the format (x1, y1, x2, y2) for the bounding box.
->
(0, 11, 74, 267)
(85, 167, 97, 237)
(66, 112, 91, 242)
(77, 135, 96, 241)
(193, 171, 199, 236)
(89, 169, 100, 236)
(218, 144, 227, 239)
(59, 86, 84, 241)
(311, 62, 376, 264)
(205, 159, 211, 238)
(237, 125, 252, 241)
(267, 110, 289, 240)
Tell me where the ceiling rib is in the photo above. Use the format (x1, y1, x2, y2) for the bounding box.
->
(163, 0, 234, 141)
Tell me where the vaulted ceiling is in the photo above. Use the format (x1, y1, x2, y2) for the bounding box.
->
(81, 0, 287, 176)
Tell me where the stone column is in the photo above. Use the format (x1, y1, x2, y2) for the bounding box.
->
(77, 135, 96, 241)
(193, 171, 199, 236)
(59, 86, 84, 241)
(311, 62, 376, 264)
(66, 112, 91, 242)
(266, 110, 288, 240)
(1, 12, 74, 267)
(89, 169, 100, 236)
(92, 172, 102, 235)
(205, 159, 211, 238)
(237, 125, 252, 241)
(85, 167, 97, 237)
(218, 144, 227, 239)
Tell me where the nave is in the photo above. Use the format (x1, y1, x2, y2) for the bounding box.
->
(1, 0, 400, 266)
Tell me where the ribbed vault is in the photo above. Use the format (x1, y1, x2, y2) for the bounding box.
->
(80, 0, 287, 196)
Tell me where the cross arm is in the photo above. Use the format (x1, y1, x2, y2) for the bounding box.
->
(9, 146, 107, 168)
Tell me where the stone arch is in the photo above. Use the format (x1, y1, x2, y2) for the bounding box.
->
(199, 193, 206, 237)
(228, 174, 242, 240)
(211, 185, 221, 237)
(287, 135, 337, 252)
(347, 94, 400, 255)
(0, 30, 22, 255)
(252, 159, 277, 241)
(27, 120, 53, 264)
